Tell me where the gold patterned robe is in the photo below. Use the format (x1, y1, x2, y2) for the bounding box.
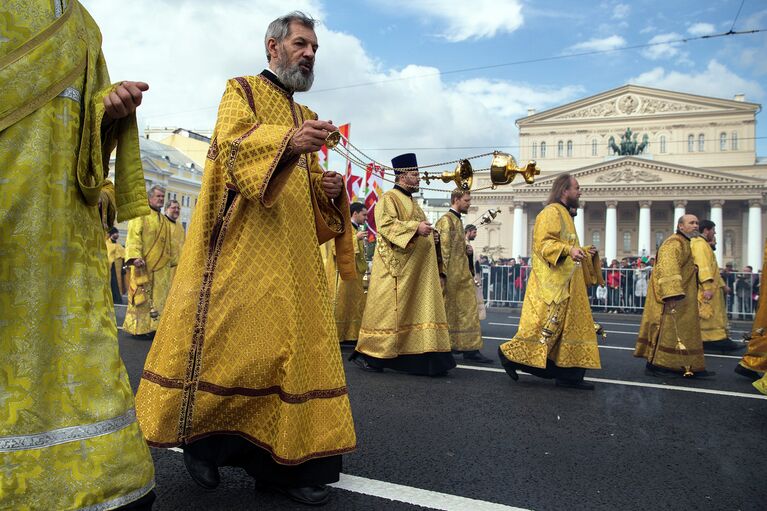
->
(106, 237, 127, 295)
(690, 237, 729, 342)
(0, 2, 155, 509)
(500, 203, 601, 369)
(135, 74, 356, 465)
(435, 211, 482, 351)
(356, 188, 452, 358)
(123, 209, 175, 335)
(740, 241, 767, 373)
(635, 232, 705, 373)
(326, 224, 368, 342)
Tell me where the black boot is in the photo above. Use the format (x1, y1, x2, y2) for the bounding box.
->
(183, 449, 220, 490)
(703, 339, 746, 353)
(734, 364, 761, 381)
(497, 347, 519, 381)
(463, 350, 494, 364)
(258, 483, 331, 506)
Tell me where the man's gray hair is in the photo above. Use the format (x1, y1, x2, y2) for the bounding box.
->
(147, 184, 165, 199)
(264, 11, 316, 62)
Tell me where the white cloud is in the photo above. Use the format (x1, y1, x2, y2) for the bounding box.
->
(613, 3, 630, 20)
(80, 0, 578, 196)
(569, 35, 626, 53)
(378, 0, 524, 42)
(630, 60, 764, 101)
(687, 22, 715, 37)
(644, 32, 683, 60)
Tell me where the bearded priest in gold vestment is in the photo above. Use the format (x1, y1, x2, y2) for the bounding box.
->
(106, 226, 127, 304)
(135, 12, 357, 507)
(498, 175, 601, 390)
(691, 219, 743, 353)
(436, 190, 492, 363)
(123, 185, 176, 337)
(635, 215, 714, 378)
(326, 202, 368, 346)
(165, 198, 186, 284)
(352, 153, 456, 376)
(735, 240, 767, 382)
(0, 2, 156, 509)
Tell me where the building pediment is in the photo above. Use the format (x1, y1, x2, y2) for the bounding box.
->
(517, 84, 759, 126)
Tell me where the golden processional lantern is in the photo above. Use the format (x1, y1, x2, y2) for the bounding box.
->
(322, 130, 541, 193)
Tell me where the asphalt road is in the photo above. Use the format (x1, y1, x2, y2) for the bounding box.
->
(114, 305, 767, 511)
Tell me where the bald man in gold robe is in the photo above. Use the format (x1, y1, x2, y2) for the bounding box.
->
(636, 214, 714, 378)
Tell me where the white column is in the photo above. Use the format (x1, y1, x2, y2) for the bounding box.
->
(747, 199, 763, 269)
(673, 200, 687, 231)
(709, 199, 724, 267)
(521, 206, 528, 257)
(511, 202, 524, 259)
(605, 200, 618, 262)
(637, 200, 652, 258)
(575, 204, 585, 245)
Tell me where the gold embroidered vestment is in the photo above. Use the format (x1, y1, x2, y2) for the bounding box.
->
(690, 237, 729, 342)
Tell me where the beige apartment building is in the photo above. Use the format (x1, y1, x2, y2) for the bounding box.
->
(472, 84, 766, 269)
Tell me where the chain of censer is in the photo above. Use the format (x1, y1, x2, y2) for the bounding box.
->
(327, 133, 499, 192)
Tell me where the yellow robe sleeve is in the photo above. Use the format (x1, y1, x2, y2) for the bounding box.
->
(690, 237, 716, 292)
(435, 215, 453, 272)
(377, 193, 420, 250)
(125, 217, 144, 262)
(216, 79, 297, 207)
(654, 237, 685, 301)
(535, 205, 572, 265)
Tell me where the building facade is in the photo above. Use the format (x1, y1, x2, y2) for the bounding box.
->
(472, 84, 766, 269)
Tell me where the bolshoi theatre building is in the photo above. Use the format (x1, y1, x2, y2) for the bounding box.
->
(471, 84, 766, 269)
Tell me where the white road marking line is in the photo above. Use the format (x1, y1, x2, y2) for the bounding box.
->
(455, 365, 767, 400)
(481, 337, 742, 360)
(164, 448, 528, 510)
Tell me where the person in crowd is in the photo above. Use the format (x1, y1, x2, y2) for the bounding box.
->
(735, 265, 755, 320)
(633, 259, 649, 310)
(164, 198, 185, 283)
(135, 12, 357, 506)
(606, 259, 621, 313)
(106, 226, 127, 305)
(498, 174, 601, 390)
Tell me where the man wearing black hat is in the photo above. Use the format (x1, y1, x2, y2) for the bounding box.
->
(352, 153, 456, 376)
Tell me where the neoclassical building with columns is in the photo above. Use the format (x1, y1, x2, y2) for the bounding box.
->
(472, 84, 767, 269)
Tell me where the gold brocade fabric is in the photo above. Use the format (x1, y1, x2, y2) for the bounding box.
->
(500, 204, 600, 369)
(0, 2, 154, 509)
(635, 233, 705, 372)
(356, 189, 451, 358)
(135, 75, 356, 464)
(740, 241, 767, 372)
(325, 227, 367, 341)
(690, 237, 728, 341)
(754, 373, 767, 395)
(123, 210, 175, 335)
(435, 212, 482, 351)
(106, 238, 127, 294)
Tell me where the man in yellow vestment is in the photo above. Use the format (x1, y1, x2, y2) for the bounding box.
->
(352, 153, 455, 376)
(0, 2, 156, 509)
(436, 190, 492, 363)
(635, 214, 714, 378)
(326, 202, 368, 346)
(498, 174, 601, 389)
(123, 185, 176, 338)
(165, 198, 186, 283)
(106, 226, 127, 304)
(135, 12, 356, 507)
(735, 240, 767, 382)
(691, 220, 743, 353)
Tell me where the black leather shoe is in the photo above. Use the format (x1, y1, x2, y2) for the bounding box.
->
(555, 378, 595, 390)
(351, 356, 383, 373)
(734, 364, 761, 381)
(645, 362, 682, 378)
(259, 483, 331, 506)
(498, 347, 519, 381)
(183, 449, 220, 490)
(691, 370, 716, 378)
(463, 350, 494, 364)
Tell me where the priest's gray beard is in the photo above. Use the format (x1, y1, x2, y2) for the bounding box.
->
(274, 47, 314, 92)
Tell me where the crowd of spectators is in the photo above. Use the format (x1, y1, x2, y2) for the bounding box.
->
(479, 255, 760, 319)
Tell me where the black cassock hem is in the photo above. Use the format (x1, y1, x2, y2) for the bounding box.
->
(497, 347, 586, 381)
(353, 351, 456, 376)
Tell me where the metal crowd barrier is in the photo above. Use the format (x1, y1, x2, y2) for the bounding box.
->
(479, 265, 759, 321)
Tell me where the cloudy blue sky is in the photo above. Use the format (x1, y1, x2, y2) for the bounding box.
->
(82, 0, 767, 189)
